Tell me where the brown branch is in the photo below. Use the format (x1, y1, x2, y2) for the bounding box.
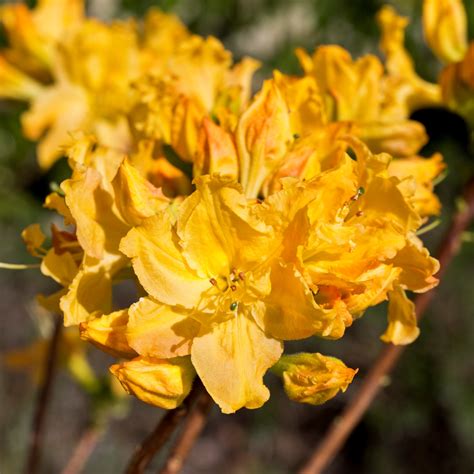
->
(299, 176, 474, 474)
(158, 387, 213, 474)
(125, 381, 207, 474)
(61, 426, 102, 474)
(25, 315, 62, 474)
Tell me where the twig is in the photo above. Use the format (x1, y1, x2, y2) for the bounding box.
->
(61, 426, 102, 474)
(25, 315, 62, 474)
(125, 381, 206, 474)
(158, 387, 213, 474)
(299, 176, 474, 474)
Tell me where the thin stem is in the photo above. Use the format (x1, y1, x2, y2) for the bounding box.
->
(299, 176, 474, 474)
(158, 387, 213, 474)
(61, 426, 102, 474)
(125, 381, 206, 474)
(25, 315, 62, 474)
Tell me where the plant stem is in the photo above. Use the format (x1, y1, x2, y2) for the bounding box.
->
(299, 176, 474, 474)
(158, 387, 213, 474)
(61, 426, 102, 474)
(125, 381, 206, 474)
(25, 315, 62, 474)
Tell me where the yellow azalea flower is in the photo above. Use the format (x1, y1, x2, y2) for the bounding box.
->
(120, 176, 301, 412)
(21, 18, 139, 169)
(272, 353, 358, 405)
(110, 356, 195, 409)
(423, 0, 468, 63)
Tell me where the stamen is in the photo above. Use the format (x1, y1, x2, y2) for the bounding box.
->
(238, 272, 245, 281)
(230, 285, 237, 291)
(209, 278, 217, 286)
(230, 302, 238, 311)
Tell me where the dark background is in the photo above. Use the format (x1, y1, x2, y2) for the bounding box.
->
(1, 1, 473, 472)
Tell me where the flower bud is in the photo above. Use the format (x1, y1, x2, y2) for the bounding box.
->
(110, 356, 195, 409)
(272, 353, 357, 405)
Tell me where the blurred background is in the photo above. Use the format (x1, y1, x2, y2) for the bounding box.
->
(0, 0, 473, 473)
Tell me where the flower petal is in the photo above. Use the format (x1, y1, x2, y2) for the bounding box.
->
(120, 211, 209, 308)
(127, 297, 200, 358)
(191, 313, 282, 413)
(381, 286, 420, 345)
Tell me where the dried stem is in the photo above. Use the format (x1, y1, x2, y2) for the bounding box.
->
(158, 387, 213, 474)
(299, 176, 474, 474)
(25, 315, 62, 474)
(125, 381, 206, 474)
(61, 426, 102, 474)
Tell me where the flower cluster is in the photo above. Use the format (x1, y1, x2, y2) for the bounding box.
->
(7, 0, 446, 413)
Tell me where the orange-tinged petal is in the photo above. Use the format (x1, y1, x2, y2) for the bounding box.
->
(236, 80, 292, 198)
(110, 356, 195, 409)
(381, 286, 420, 345)
(272, 352, 357, 405)
(194, 117, 238, 179)
(127, 297, 200, 358)
(191, 313, 282, 413)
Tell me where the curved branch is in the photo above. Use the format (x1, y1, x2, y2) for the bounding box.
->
(125, 381, 206, 474)
(158, 387, 213, 474)
(299, 176, 474, 474)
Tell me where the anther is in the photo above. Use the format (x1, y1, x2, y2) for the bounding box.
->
(356, 210, 364, 217)
(238, 272, 245, 281)
(209, 278, 217, 286)
(230, 302, 238, 311)
(230, 285, 237, 291)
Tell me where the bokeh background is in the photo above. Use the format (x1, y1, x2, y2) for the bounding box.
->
(1, 0, 473, 473)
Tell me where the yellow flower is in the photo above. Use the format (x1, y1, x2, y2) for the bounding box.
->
(121, 176, 314, 412)
(423, 0, 468, 63)
(272, 353, 357, 405)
